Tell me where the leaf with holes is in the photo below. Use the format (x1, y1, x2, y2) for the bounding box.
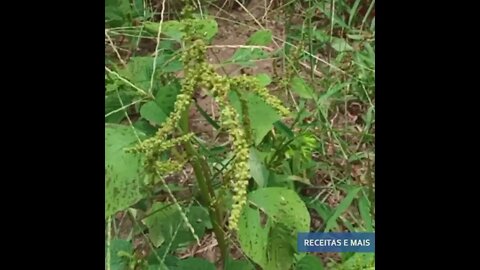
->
(105, 124, 146, 218)
(247, 30, 272, 46)
(229, 91, 281, 145)
(238, 187, 310, 270)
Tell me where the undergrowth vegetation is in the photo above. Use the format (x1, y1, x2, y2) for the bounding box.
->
(105, 0, 375, 269)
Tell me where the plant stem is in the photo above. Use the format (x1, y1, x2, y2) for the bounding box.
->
(179, 105, 229, 265)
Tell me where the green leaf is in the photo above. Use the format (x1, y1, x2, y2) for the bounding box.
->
(309, 201, 332, 224)
(156, 52, 183, 73)
(122, 56, 154, 90)
(132, 119, 157, 137)
(324, 186, 362, 232)
(229, 48, 270, 67)
(108, 239, 133, 270)
(273, 121, 294, 139)
(194, 101, 221, 130)
(247, 30, 273, 46)
(255, 73, 272, 86)
(144, 20, 183, 41)
(296, 254, 324, 270)
(142, 202, 178, 247)
(155, 80, 181, 116)
(267, 173, 294, 189)
(144, 18, 218, 42)
(290, 76, 314, 99)
(238, 187, 310, 270)
(337, 253, 375, 269)
(229, 91, 281, 145)
(358, 192, 373, 231)
(143, 203, 210, 248)
(330, 37, 354, 52)
(249, 148, 269, 188)
(288, 175, 312, 186)
(140, 101, 168, 126)
(105, 124, 146, 218)
(105, 92, 135, 123)
(225, 259, 255, 270)
(177, 258, 216, 270)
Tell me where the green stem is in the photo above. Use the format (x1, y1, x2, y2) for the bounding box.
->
(179, 106, 229, 265)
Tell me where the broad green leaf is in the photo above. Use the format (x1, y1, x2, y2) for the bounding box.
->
(225, 259, 255, 270)
(132, 119, 157, 137)
(144, 20, 183, 41)
(229, 48, 270, 67)
(229, 91, 281, 145)
(296, 254, 324, 270)
(142, 202, 178, 247)
(331, 37, 354, 52)
(105, 92, 135, 123)
(238, 187, 310, 270)
(122, 56, 154, 90)
(147, 253, 178, 269)
(156, 80, 181, 116)
(105, 124, 146, 218)
(266, 222, 297, 270)
(155, 52, 183, 73)
(177, 258, 216, 270)
(267, 173, 294, 189)
(324, 186, 362, 232)
(144, 19, 218, 42)
(238, 200, 269, 268)
(105, 0, 132, 27)
(143, 202, 209, 248)
(290, 76, 314, 99)
(140, 101, 168, 126)
(140, 79, 181, 126)
(255, 73, 272, 86)
(107, 239, 133, 270)
(249, 147, 269, 187)
(247, 30, 273, 46)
